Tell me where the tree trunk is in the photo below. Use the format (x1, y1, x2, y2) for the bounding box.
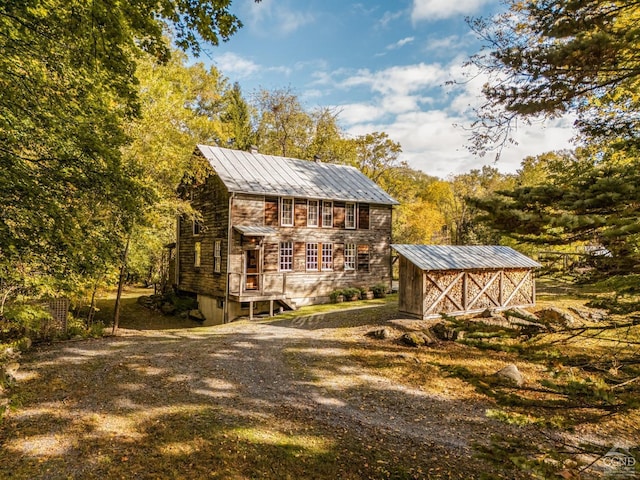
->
(112, 234, 131, 335)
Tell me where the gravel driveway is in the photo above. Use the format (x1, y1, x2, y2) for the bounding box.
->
(0, 303, 527, 479)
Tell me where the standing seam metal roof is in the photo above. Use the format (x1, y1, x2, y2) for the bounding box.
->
(391, 244, 541, 271)
(197, 145, 399, 205)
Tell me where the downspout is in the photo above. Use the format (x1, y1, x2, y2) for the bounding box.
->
(224, 192, 235, 323)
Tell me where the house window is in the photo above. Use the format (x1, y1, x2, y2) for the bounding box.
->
(279, 241, 293, 271)
(307, 200, 319, 227)
(281, 198, 294, 226)
(306, 243, 318, 271)
(194, 242, 202, 267)
(344, 243, 356, 271)
(214, 240, 221, 273)
(322, 201, 333, 228)
(357, 244, 370, 272)
(193, 219, 202, 235)
(321, 243, 333, 271)
(345, 203, 356, 229)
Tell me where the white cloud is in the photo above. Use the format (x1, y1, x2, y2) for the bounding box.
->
(246, 0, 315, 36)
(387, 36, 415, 50)
(213, 52, 260, 78)
(332, 59, 575, 177)
(411, 0, 494, 22)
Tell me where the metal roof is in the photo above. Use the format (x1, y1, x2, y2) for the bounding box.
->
(391, 244, 541, 271)
(234, 226, 277, 236)
(197, 145, 399, 205)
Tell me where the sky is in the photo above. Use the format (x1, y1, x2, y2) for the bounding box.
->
(199, 0, 576, 178)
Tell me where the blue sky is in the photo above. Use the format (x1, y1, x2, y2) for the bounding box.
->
(201, 0, 575, 178)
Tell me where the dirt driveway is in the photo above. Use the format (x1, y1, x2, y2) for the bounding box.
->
(0, 303, 528, 479)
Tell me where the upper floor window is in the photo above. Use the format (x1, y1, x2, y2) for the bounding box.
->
(214, 240, 221, 273)
(193, 219, 203, 235)
(307, 200, 319, 227)
(345, 203, 356, 229)
(281, 198, 294, 226)
(279, 241, 293, 271)
(322, 201, 333, 228)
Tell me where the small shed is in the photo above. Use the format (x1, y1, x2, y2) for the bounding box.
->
(391, 245, 541, 319)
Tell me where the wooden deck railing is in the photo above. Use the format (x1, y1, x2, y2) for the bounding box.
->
(228, 273, 287, 297)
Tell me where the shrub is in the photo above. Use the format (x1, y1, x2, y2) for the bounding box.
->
(329, 290, 345, 302)
(342, 287, 361, 300)
(371, 283, 388, 298)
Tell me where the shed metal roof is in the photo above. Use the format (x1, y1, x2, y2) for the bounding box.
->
(391, 244, 541, 271)
(197, 145, 399, 205)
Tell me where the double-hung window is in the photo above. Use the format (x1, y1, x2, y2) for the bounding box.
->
(321, 244, 333, 271)
(279, 241, 293, 271)
(344, 243, 356, 271)
(214, 240, 221, 273)
(281, 198, 294, 226)
(306, 243, 318, 271)
(307, 200, 319, 227)
(345, 203, 356, 229)
(322, 201, 333, 228)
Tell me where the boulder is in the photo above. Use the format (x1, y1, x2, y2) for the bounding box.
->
(188, 309, 206, 322)
(536, 307, 576, 328)
(400, 332, 434, 347)
(368, 328, 391, 340)
(160, 303, 177, 315)
(430, 322, 458, 341)
(495, 364, 524, 387)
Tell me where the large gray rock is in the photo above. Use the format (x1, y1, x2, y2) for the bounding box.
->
(430, 322, 458, 341)
(400, 332, 434, 347)
(188, 309, 206, 321)
(536, 307, 576, 328)
(495, 364, 524, 387)
(368, 328, 391, 340)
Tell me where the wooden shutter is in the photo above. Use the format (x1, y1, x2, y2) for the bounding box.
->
(265, 197, 278, 226)
(295, 199, 307, 227)
(358, 204, 370, 230)
(294, 242, 306, 272)
(334, 202, 345, 229)
(264, 242, 278, 272)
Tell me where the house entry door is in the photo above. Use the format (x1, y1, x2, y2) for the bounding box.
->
(245, 249, 260, 291)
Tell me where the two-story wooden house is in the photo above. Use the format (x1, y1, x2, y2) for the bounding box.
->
(176, 145, 398, 324)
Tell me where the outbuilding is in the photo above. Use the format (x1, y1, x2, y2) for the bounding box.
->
(391, 244, 541, 319)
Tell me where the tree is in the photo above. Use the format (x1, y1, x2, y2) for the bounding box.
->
(0, 0, 253, 324)
(468, 0, 640, 156)
(222, 82, 256, 151)
(254, 87, 313, 157)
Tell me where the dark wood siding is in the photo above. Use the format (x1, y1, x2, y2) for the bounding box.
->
(178, 174, 230, 296)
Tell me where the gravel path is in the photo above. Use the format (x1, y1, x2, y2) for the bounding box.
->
(0, 305, 527, 479)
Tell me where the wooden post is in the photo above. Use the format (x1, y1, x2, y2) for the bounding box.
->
(269, 300, 274, 317)
(249, 301, 253, 320)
